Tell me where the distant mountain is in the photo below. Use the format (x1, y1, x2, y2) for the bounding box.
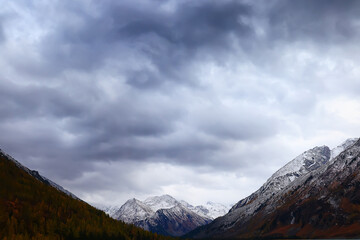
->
(0, 148, 174, 240)
(107, 195, 231, 222)
(107, 194, 229, 236)
(144, 195, 180, 211)
(137, 203, 211, 237)
(113, 198, 155, 223)
(188, 138, 360, 239)
(185, 202, 231, 220)
(99, 205, 119, 218)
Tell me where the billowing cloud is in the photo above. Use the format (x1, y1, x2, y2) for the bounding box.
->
(1, 0, 360, 206)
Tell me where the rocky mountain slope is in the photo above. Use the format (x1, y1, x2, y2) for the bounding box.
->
(330, 138, 358, 161)
(113, 198, 155, 223)
(188, 138, 360, 239)
(107, 195, 230, 222)
(136, 203, 211, 236)
(228, 145, 331, 221)
(107, 194, 228, 236)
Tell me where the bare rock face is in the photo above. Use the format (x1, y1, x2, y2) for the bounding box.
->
(188, 138, 360, 239)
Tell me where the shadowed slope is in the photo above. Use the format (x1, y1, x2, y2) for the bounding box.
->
(0, 149, 175, 240)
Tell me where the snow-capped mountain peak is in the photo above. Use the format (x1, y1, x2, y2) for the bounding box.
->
(270, 145, 330, 180)
(110, 195, 216, 236)
(104, 194, 230, 236)
(112, 198, 154, 223)
(138, 203, 212, 236)
(179, 200, 194, 209)
(330, 137, 358, 160)
(192, 138, 359, 239)
(188, 137, 360, 239)
(144, 194, 179, 212)
(203, 202, 231, 219)
(188, 201, 230, 219)
(229, 145, 331, 214)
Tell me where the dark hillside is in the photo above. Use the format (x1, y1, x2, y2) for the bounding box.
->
(0, 151, 175, 240)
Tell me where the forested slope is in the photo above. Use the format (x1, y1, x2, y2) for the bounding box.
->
(0, 151, 176, 240)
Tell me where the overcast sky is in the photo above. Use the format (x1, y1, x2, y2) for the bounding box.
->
(1, 0, 360, 206)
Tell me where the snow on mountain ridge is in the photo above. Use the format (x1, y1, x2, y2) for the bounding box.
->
(144, 194, 179, 212)
(179, 200, 193, 209)
(270, 145, 330, 180)
(198, 137, 358, 235)
(112, 198, 154, 223)
(187, 139, 360, 239)
(109, 195, 215, 236)
(330, 138, 358, 161)
(100, 205, 119, 217)
(109, 194, 230, 222)
(229, 145, 331, 215)
(203, 202, 231, 219)
(189, 202, 231, 219)
(136, 203, 212, 236)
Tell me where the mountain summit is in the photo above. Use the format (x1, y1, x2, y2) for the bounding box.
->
(112, 198, 154, 223)
(105, 194, 229, 236)
(188, 138, 360, 239)
(144, 195, 179, 212)
(227, 145, 331, 220)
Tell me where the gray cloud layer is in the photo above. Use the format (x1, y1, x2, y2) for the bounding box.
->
(1, 0, 360, 205)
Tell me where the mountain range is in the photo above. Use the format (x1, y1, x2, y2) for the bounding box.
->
(188, 137, 360, 239)
(101, 195, 231, 236)
(2, 136, 360, 239)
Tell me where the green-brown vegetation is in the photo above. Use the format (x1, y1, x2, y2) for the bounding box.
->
(0, 153, 177, 240)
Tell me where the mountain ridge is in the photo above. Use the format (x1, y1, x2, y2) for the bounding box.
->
(107, 194, 216, 236)
(136, 203, 211, 236)
(188, 137, 360, 239)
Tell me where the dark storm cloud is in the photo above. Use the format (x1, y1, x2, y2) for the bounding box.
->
(32, 0, 254, 86)
(0, 85, 186, 178)
(0, 80, 84, 120)
(117, 1, 252, 48)
(0, 24, 4, 43)
(81, 136, 221, 165)
(125, 70, 164, 89)
(2, 0, 360, 203)
(0, 13, 8, 44)
(268, 0, 360, 44)
(0, 0, 263, 177)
